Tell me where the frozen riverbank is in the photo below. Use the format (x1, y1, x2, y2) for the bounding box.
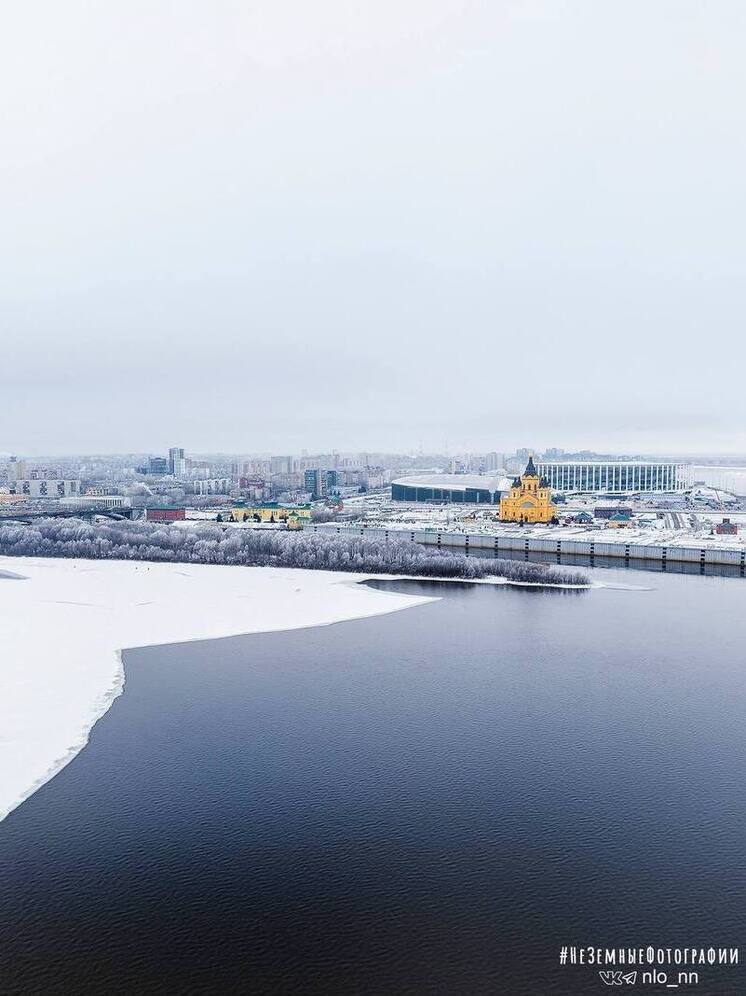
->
(0, 557, 433, 822)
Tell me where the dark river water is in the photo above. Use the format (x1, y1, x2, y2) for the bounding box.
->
(1, 570, 745, 995)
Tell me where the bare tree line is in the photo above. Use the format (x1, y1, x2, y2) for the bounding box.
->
(0, 519, 589, 586)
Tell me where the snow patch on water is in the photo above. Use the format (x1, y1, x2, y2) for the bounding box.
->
(0, 557, 434, 822)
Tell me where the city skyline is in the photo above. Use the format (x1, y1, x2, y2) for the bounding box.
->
(3, 443, 746, 461)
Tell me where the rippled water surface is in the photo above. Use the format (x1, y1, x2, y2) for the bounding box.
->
(1, 571, 745, 994)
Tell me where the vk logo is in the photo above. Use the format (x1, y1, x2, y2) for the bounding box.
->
(599, 970, 637, 985)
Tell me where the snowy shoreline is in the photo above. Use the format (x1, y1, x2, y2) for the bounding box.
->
(0, 557, 435, 823)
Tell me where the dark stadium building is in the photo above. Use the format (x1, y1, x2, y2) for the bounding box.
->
(391, 474, 509, 504)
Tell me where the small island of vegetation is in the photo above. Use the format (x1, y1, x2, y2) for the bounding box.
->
(0, 519, 589, 587)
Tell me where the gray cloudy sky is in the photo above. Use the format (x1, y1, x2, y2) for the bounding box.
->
(2, 1, 745, 456)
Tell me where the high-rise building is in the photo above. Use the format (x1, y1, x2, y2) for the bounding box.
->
(148, 456, 169, 475)
(304, 468, 326, 500)
(243, 459, 271, 476)
(271, 455, 294, 475)
(9, 479, 80, 498)
(7, 456, 27, 482)
(168, 447, 186, 476)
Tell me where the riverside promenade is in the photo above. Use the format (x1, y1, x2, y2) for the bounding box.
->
(310, 522, 746, 574)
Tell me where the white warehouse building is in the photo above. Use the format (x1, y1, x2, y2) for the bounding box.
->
(537, 461, 692, 493)
(59, 495, 128, 510)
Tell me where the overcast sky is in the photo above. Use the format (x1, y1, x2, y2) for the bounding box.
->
(2, 1, 745, 457)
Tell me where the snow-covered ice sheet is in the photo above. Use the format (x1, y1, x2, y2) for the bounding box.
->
(0, 557, 433, 822)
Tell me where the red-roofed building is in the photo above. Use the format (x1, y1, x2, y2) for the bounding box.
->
(715, 518, 739, 535)
(146, 507, 186, 523)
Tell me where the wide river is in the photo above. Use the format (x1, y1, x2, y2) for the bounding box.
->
(1, 568, 745, 994)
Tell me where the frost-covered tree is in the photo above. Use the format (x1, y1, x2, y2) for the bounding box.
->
(0, 519, 588, 586)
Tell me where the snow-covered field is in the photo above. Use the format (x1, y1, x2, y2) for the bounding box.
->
(0, 557, 434, 823)
(338, 498, 746, 551)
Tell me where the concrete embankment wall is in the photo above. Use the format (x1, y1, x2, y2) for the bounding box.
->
(309, 523, 746, 571)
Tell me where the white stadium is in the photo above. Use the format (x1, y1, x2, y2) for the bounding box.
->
(537, 461, 692, 494)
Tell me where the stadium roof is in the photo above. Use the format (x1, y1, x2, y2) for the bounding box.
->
(393, 474, 510, 491)
(537, 459, 687, 465)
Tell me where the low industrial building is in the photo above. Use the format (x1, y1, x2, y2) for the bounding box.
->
(146, 507, 186, 522)
(391, 474, 507, 504)
(608, 512, 632, 528)
(537, 461, 692, 493)
(594, 505, 633, 519)
(0, 492, 28, 505)
(59, 495, 128, 510)
(715, 519, 739, 535)
(231, 502, 312, 523)
(191, 478, 231, 496)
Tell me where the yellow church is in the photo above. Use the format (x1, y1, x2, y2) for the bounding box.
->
(499, 455, 556, 524)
